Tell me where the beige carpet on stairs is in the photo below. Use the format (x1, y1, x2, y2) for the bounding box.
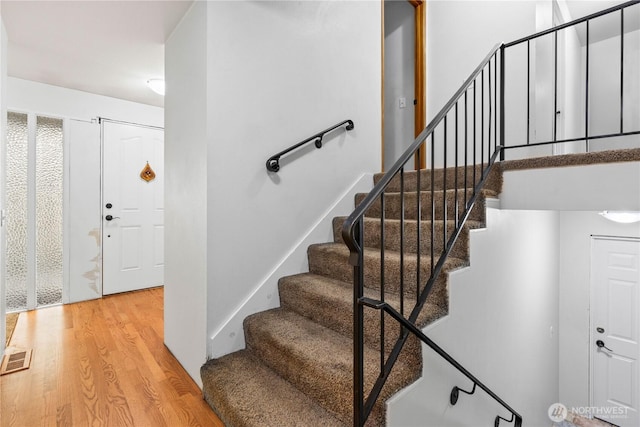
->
(200, 149, 639, 426)
(201, 164, 503, 427)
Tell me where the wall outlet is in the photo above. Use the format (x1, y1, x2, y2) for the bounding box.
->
(399, 97, 406, 109)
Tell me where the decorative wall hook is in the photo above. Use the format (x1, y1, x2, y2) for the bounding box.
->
(140, 161, 156, 182)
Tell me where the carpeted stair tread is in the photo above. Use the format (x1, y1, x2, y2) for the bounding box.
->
(244, 308, 419, 425)
(333, 216, 482, 260)
(201, 350, 345, 427)
(278, 272, 447, 365)
(375, 163, 503, 193)
(308, 242, 467, 300)
(355, 188, 490, 223)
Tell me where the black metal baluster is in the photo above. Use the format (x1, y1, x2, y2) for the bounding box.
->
(488, 58, 493, 165)
(400, 169, 405, 318)
(379, 192, 385, 371)
(443, 117, 448, 251)
(352, 218, 364, 427)
(620, 8, 624, 133)
(585, 20, 590, 152)
(493, 52, 498, 155)
(416, 151, 421, 300)
(473, 79, 477, 188)
(554, 30, 558, 142)
(500, 45, 505, 161)
(430, 133, 435, 275)
(481, 69, 484, 174)
(527, 40, 530, 146)
(455, 102, 459, 226)
(464, 89, 469, 207)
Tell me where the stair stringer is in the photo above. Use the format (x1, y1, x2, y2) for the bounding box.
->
(208, 173, 374, 358)
(386, 207, 561, 427)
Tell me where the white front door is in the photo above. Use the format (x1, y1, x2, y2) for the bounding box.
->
(591, 236, 640, 427)
(102, 121, 164, 295)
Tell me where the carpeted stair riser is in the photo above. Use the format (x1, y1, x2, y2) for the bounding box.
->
(244, 309, 419, 426)
(308, 242, 466, 304)
(201, 351, 344, 427)
(356, 189, 488, 224)
(278, 273, 447, 367)
(332, 216, 480, 261)
(377, 163, 503, 194)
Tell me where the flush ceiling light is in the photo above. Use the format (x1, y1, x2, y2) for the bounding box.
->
(599, 211, 640, 224)
(146, 79, 165, 96)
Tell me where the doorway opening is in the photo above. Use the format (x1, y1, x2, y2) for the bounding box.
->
(382, 0, 426, 172)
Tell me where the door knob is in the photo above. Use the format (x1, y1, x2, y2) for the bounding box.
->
(596, 340, 613, 352)
(105, 215, 120, 221)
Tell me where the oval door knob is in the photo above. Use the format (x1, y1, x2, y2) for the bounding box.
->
(105, 215, 120, 221)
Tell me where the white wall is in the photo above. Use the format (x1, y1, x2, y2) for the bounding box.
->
(204, 0, 381, 359)
(501, 162, 640, 211)
(558, 212, 640, 410)
(556, 0, 585, 152)
(388, 209, 560, 426)
(7, 77, 163, 126)
(588, 28, 640, 151)
(384, 0, 415, 171)
(164, 0, 209, 386)
(427, 1, 548, 165)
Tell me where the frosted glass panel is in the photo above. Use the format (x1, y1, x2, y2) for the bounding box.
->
(6, 112, 29, 311)
(36, 116, 64, 306)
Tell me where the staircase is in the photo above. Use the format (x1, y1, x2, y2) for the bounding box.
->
(200, 165, 503, 426)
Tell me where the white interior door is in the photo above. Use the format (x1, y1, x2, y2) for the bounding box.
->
(591, 236, 640, 427)
(102, 121, 164, 295)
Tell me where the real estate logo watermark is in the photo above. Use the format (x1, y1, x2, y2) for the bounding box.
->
(548, 403, 567, 422)
(548, 403, 629, 423)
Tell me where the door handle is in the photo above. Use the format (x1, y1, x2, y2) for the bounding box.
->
(105, 215, 120, 221)
(596, 340, 613, 352)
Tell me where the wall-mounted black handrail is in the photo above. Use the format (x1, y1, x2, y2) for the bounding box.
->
(265, 119, 354, 172)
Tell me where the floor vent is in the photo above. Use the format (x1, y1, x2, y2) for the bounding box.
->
(1, 348, 33, 375)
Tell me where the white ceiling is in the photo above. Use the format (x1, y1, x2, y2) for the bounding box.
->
(1, 0, 194, 108)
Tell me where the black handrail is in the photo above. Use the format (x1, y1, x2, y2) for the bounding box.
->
(265, 119, 354, 172)
(342, 43, 514, 426)
(360, 297, 522, 427)
(505, 0, 639, 47)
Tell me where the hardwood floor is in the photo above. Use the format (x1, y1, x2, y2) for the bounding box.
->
(0, 288, 224, 427)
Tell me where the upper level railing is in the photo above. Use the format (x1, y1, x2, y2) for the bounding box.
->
(342, 1, 639, 425)
(502, 0, 640, 158)
(266, 119, 354, 172)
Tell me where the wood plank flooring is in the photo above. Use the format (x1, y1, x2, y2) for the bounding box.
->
(0, 288, 224, 427)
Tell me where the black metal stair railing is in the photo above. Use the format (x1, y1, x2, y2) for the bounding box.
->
(342, 43, 521, 426)
(266, 119, 354, 172)
(342, 1, 640, 425)
(501, 0, 640, 158)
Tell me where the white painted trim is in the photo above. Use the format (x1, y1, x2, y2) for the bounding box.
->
(26, 113, 36, 309)
(62, 119, 71, 304)
(209, 173, 374, 358)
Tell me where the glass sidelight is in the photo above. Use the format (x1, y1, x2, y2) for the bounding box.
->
(6, 112, 64, 311)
